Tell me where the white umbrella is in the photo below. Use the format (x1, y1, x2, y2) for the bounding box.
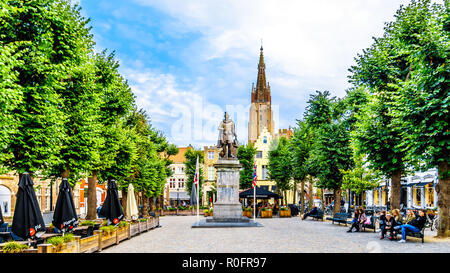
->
(126, 184, 139, 220)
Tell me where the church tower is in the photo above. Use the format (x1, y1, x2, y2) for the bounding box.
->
(248, 46, 274, 144)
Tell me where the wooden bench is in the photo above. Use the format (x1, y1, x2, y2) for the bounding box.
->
(326, 213, 349, 226)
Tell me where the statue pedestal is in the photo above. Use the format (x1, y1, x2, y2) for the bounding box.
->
(192, 159, 262, 228)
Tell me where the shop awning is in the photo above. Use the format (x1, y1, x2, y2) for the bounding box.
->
(169, 191, 190, 200)
(407, 182, 433, 187)
(239, 187, 280, 199)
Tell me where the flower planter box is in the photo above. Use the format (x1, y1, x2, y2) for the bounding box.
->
(38, 236, 81, 253)
(280, 210, 291, 217)
(95, 229, 117, 251)
(177, 210, 192, 216)
(117, 225, 130, 242)
(130, 222, 140, 237)
(260, 210, 272, 218)
(243, 211, 252, 218)
(139, 220, 148, 232)
(164, 210, 177, 215)
(79, 234, 100, 253)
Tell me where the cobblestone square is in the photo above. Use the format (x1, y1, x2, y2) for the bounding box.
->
(103, 216, 450, 253)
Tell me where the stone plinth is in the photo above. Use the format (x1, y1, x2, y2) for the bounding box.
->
(192, 159, 262, 228)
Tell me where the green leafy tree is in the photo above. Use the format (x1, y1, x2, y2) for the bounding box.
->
(45, 1, 102, 184)
(0, 0, 81, 176)
(382, 0, 448, 236)
(237, 143, 257, 189)
(86, 51, 135, 219)
(184, 148, 204, 204)
(268, 137, 293, 205)
(290, 120, 314, 212)
(313, 123, 354, 213)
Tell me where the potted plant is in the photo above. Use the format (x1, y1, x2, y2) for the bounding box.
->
(117, 221, 130, 242)
(98, 225, 118, 248)
(279, 206, 291, 217)
(46, 233, 77, 253)
(1, 241, 29, 253)
(242, 207, 252, 218)
(203, 209, 209, 217)
(260, 207, 272, 218)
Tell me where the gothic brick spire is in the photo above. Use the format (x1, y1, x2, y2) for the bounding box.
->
(252, 46, 271, 103)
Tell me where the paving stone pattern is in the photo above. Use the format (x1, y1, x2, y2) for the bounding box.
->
(103, 216, 450, 253)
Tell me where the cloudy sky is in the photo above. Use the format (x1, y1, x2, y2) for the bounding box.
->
(77, 0, 442, 148)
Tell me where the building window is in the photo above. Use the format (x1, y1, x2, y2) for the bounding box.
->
(261, 165, 269, 180)
(271, 186, 277, 192)
(208, 167, 215, 180)
(414, 187, 421, 206)
(35, 187, 42, 209)
(45, 187, 50, 211)
(426, 183, 434, 207)
(256, 151, 263, 158)
(208, 151, 214, 160)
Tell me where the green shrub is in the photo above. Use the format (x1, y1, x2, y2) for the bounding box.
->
(1, 242, 29, 253)
(99, 225, 117, 235)
(80, 220, 96, 227)
(280, 207, 289, 211)
(118, 221, 129, 228)
(203, 209, 209, 214)
(139, 218, 148, 222)
(47, 236, 65, 247)
(62, 233, 75, 243)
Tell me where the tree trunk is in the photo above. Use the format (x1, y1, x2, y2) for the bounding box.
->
(86, 171, 98, 220)
(333, 188, 342, 214)
(390, 171, 402, 210)
(300, 180, 305, 216)
(436, 162, 449, 237)
(142, 197, 150, 217)
(61, 169, 70, 179)
(320, 188, 324, 211)
(308, 177, 313, 209)
(149, 197, 154, 212)
(293, 179, 297, 205)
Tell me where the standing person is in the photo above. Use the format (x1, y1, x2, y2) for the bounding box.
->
(397, 210, 427, 243)
(378, 211, 387, 239)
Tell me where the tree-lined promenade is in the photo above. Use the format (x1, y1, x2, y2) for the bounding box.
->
(0, 0, 178, 220)
(0, 0, 448, 240)
(238, 0, 449, 237)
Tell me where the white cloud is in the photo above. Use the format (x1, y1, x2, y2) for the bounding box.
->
(124, 0, 444, 146)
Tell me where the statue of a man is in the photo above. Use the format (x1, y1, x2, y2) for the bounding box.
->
(217, 112, 238, 159)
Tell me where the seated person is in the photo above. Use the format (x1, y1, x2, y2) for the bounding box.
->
(347, 208, 363, 232)
(381, 213, 396, 240)
(302, 206, 318, 220)
(397, 210, 427, 243)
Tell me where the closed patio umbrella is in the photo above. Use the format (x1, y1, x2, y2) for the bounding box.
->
(125, 183, 138, 220)
(99, 180, 124, 225)
(0, 204, 4, 226)
(190, 182, 197, 207)
(11, 173, 46, 240)
(52, 178, 78, 233)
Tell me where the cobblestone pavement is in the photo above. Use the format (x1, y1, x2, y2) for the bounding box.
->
(103, 216, 450, 253)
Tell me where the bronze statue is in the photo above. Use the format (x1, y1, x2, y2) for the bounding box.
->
(217, 112, 238, 159)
